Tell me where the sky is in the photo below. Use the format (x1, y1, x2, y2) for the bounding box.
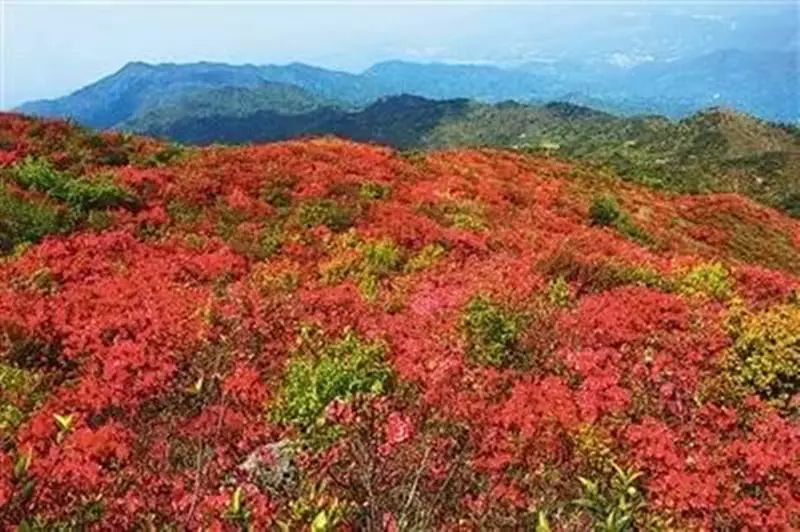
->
(1, 1, 798, 109)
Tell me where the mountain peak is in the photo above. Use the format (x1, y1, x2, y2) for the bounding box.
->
(118, 60, 156, 73)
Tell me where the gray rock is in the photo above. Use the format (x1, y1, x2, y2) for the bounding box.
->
(236, 440, 297, 494)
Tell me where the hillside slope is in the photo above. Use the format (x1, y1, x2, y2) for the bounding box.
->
(0, 114, 799, 529)
(123, 93, 800, 217)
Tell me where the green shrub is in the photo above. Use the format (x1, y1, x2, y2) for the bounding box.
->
(779, 192, 800, 219)
(10, 158, 138, 212)
(420, 200, 487, 231)
(538, 247, 669, 295)
(272, 329, 392, 431)
(359, 181, 391, 201)
(405, 243, 447, 273)
(320, 235, 405, 301)
(589, 194, 652, 245)
(361, 239, 403, 276)
(574, 462, 647, 532)
(258, 223, 284, 259)
(546, 276, 573, 308)
(0, 363, 42, 442)
(725, 303, 800, 408)
(677, 262, 733, 300)
(443, 201, 487, 231)
(462, 296, 525, 367)
(167, 199, 203, 225)
(298, 199, 355, 232)
(261, 179, 295, 210)
(86, 210, 113, 231)
(589, 195, 622, 227)
(0, 185, 70, 252)
(613, 216, 653, 246)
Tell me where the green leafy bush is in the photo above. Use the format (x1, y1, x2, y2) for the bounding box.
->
(0, 362, 42, 443)
(677, 262, 733, 300)
(538, 247, 669, 295)
(261, 179, 295, 210)
(589, 195, 622, 227)
(361, 239, 403, 277)
(546, 276, 573, 308)
(167, 199, 203, 225)
(298, 199, 355, 232)
(272, 328, 392, 431)
(443, 201, 487, 231)
(405, 243, 447, 273)
(462, 296, 525, 367)
(0, 184, 70, 253)
(359, 181, 391, 201)
(589, 194, 652, 245)
(320, 235, 405, 301)
(725, 302, 800, 408)
(10, 158, 138, 212)
(574, 462, 647, 532)
(779, 192, 800, 219)
(86, 210, 113, 231)
(258, 223, 284, 259)
(420, 200, 487, 231)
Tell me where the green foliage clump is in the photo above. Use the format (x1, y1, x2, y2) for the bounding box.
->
(420, 200, 487, 231)
(0, 363, 42, 443)
(271, 328, 392, 431)
(405, 243, 447, 273)
(298, 198, 355, 232)
(361, 239, 403, 276)
(443, 201, 487, 231)
(10, 158, 137, 213)
(780, 192, 800, 219)
(85, 210, 113, 232)
(574, 462, 647, 532)
(677, 262, 733, 300)
(167, 199, 203, 225)
(589, 195, 622, 227)
(546, 276, 574, 308)
(589, 194, 652, 246)
(261, 179, 295, 210)
(358, 181, 391, 201)
(258, 223, 284, 259)
(320, 235, 405, 301)
(0, 185, 69, 253)
(725, 302, 800, 408)
(462, 296, 525, 368)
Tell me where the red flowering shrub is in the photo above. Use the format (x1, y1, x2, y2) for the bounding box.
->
(0, 113, 798, 529)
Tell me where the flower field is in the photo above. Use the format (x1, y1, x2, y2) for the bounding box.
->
(0, 113, 798, 530)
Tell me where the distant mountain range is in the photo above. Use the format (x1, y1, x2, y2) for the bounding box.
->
(17, 49, 799, 126)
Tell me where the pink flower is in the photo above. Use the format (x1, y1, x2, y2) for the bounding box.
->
(385, 412, 413, 445)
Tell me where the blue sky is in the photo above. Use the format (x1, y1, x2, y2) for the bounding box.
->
(2, 1, 798, 108)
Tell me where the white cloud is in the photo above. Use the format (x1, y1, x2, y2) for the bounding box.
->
(607, 52, 655, 69)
